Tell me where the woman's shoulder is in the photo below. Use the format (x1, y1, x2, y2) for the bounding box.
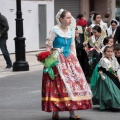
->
(52, 25, 60, 31)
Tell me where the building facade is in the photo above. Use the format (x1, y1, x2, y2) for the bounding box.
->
(54, 0, 116, 21)
(0, 0, 118, 54)
(0, 0, 54, 54)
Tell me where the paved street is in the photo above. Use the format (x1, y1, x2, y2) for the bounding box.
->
(0, 70, 120, 120)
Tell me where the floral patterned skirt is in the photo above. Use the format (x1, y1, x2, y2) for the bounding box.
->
(42, 53, 92, 112)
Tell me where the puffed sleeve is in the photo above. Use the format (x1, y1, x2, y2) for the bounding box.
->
(99, 58, 111, 71)
(46, 30, 56, 47)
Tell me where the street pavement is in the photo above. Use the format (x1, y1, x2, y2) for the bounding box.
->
(0, 51, 120, 120)
(0, 51, 44, 78)
(0, 70, 120, 120)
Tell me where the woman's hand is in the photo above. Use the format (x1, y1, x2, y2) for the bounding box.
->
(46, 45, 52, 52)
(99, 71, 106, 80)
(95, 45, 100, 53)
(83, 41, 88, 46)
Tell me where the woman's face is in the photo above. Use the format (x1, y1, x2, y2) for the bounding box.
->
(95, 15, 101, 24)
(104, 48, 113, 59)
(111, 23, 117, 30)
(92, 29, 101, 37)
(60, 12, 72, 26)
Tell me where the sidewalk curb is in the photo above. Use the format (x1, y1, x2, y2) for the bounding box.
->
(0, 51, 44, 78)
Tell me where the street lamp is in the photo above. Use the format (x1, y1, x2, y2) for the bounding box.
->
(13, 0, 29, 71)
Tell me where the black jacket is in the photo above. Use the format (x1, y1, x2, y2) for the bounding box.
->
(0, 13, 9, 40)
(114, 26, 120, 43)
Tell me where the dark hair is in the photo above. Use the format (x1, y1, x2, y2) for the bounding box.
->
(75, 27, 78, 30)
(60, 10, 70, 19)
(111, 20, 118, 25)
(93, 13, 100, 21)
(104, 46, 113, 53)
(92, 25, 101, 33)
(90, 11, 96, 15)
(103, 37, 113, 45)
(114, 43, 120, 51)
(104, 13, 110, 18)
(77, 14, 83, 19)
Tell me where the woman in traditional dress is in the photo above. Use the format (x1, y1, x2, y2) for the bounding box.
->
(91, 46, 120, 110)
(42, 9, 92, 120)
(89, 12, 108, 38)
(84, 25, 104, 77)
(107, 19, 120, 43)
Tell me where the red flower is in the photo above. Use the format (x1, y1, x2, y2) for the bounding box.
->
(37, 51, 50, 61)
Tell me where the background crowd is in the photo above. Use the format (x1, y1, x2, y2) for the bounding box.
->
(75, 11, 120, 110)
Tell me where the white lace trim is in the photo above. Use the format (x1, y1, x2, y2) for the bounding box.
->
(53, 25, 73, 38)
(46, 25, 75, 47)
(99, 57, 120, 71)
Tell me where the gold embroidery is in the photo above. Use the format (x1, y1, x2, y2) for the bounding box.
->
(42, 96, 91, 102)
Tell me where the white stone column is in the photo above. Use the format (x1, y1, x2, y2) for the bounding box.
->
(110, 0, 116, 19)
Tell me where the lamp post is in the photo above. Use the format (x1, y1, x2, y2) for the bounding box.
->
(13, 0, 29, 71)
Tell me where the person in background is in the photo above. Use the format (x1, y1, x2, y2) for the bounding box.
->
(90, 12, 108, 38)
(75, 28, 89, 79)
(90, 37, 114, 95)
(101, 36, 114, 53)
(103, 13, 110, 27)
(41, 9, 92, 120)
(87, 11, 96, 27)
(0, 13, 12, 69)
(91, 46, 120, 110)
(84, 25, 104, 81)
(76, 13, 87, 44)
(107, 19, 120, 43)
(87, 25, 104, 64)
(114, 43, 120, 64)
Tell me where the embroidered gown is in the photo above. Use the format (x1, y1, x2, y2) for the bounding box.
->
(91, 57, 120, 110)
(42, 25, 92, 112)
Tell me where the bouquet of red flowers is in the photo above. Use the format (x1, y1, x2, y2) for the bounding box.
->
(36, 51, 59, 80)
(37, 51, 50, 61)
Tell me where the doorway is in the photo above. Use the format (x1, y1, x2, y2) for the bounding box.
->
(89, 0, 95, 12)
(38, 5, 46, 48)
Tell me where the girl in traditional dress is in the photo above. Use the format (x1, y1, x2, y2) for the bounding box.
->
(91, 46, 120, 110)
(42, 9, 92, 120)
(90, 37, 114, 93)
